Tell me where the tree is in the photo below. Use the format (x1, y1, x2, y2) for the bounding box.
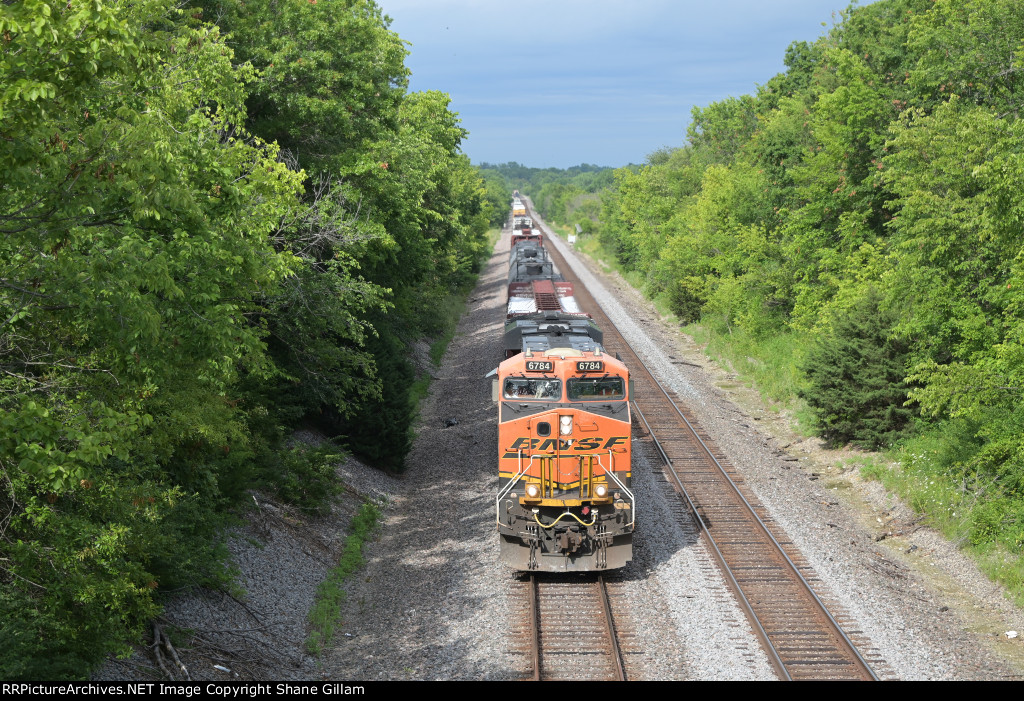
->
(800, 291, 916, 449)
(1, 0, 303, 675)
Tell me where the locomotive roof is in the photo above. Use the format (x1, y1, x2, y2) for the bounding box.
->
(520, 333, 601, 354)
(499, 347, 628, 377)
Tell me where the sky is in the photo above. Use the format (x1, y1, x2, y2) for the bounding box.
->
(375, 0, 880, 169)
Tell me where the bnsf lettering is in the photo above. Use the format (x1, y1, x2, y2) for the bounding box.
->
(508, 437, 539, 451)
(503, 436, 627, 458)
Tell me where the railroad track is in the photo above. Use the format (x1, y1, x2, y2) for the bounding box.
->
(521, 574, 627, 681)
(530, 204, 882, 681)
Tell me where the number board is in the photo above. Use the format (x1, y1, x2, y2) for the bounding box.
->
(525, 360, 554, 372)
(576, 360, 604, 372)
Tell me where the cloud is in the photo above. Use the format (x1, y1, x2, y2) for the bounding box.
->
(377, 0, 878, 167)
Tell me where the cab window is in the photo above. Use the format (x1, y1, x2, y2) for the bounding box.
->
(503, 377, 562, 401)
(567, 377, 625, 401)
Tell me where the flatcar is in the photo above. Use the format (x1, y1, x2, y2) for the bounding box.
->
(504, 238, 604, 359)
(513, 215, 533, 235)
(493, 347, 634, 571)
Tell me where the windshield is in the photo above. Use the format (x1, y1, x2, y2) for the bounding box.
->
(567, 377, 625, 401)
(503, 377, 562, 401)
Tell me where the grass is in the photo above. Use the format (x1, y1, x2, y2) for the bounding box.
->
(685, 322, 809, 410)
(306, 500, 383, 657)
(428, 292, 472, 364)
(860, 428, 1024, 605)
(546, 223, 628, 276)
(688, 316, 1024, 603)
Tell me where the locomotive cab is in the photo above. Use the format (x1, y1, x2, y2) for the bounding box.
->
(495, 348, 633, 571)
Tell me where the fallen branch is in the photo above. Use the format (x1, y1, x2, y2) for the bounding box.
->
(151, 622, 176, 681)
(162, 630, 191, 682)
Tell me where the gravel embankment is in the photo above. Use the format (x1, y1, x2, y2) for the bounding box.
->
(95, 434, 401, 682)
(98, 209, 1024, 681)
(321, 224, 774, 680)
(531, 203, 1024, 680)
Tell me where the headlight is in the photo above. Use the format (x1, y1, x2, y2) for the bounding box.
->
(559, 415, 573, 435)
(595, 483, 608, 498)
(525, 483, 540, 498)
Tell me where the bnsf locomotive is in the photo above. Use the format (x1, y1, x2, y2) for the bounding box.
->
(493, 197, 634, 571)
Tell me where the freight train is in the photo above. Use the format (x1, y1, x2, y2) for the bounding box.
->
(493, 197, 633, 572)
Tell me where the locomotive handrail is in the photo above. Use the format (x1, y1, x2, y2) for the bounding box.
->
(495, 450, 531, 526)
(497, 450, 632, 531)
(601, 450, 635, 530)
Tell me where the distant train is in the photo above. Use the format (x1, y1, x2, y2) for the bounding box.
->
(493, 197, 633, 572)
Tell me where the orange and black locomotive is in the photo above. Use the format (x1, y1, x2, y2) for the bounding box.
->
(495, 196, 633, 571)
(493, 346, 633, 571)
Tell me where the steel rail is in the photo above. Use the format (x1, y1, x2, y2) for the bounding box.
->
(631, 399, 790, 680)
(529, 574, 541, 681)
(527, 573, 628, 682)
(527, 199, 879, 681)
(631, 370, 878, 681)
(597, 575, 627, 682)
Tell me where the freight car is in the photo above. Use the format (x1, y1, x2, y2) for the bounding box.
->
(508, 242, 560, 285)
(513, 215, 533, 235)
(505, 237, 602, 358)
(504, 276, 602, 359)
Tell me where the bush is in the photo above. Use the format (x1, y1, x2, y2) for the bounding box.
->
(254, 444, 344, 516)
(800, 291, 917, 449)
(0, 465, 235, 680)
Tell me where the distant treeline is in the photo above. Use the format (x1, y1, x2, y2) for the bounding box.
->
(511, 0, 1024, 594)
(0, 0, 508, 678)
(478, 162, 629, 234)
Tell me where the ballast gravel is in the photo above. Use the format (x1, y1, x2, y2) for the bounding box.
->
(532, 203, 1024, 680)
(98, 208, 1024, 682)
(322, 225, 768, 680)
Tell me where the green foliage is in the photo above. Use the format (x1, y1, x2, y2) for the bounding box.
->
(478, 162, 623, 228)
(254, 445, 345, 517)
(197, 0, 409, 176)
(340, 329, 414, 472)
(687, 95, 759, 165)
(195, 2, 493, 472)
(907, 0, 1024, 116)
(585, 0, 1024, 587)
(686, 323, 809, 406)
(1, 0, 494, 677)
(861, 413, 1024, 599)
(0, 0, 303, 677)
(480, 170, 514, 227)
(0, 462, 238, 679)
(799, 291, 917, 449)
